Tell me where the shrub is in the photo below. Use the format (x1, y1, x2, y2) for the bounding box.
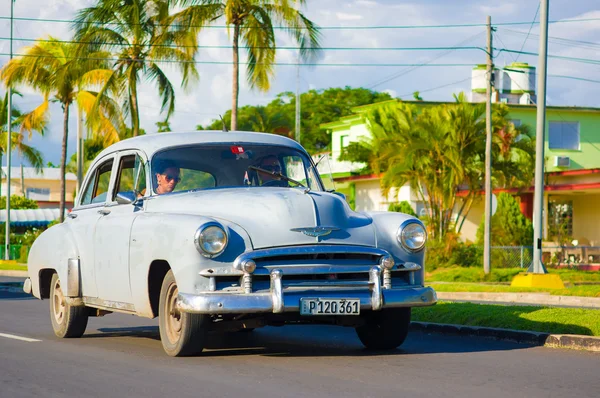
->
(476, 193, 533, 246)
(388, 201, 417, 217)
(0, 195, 39, 210)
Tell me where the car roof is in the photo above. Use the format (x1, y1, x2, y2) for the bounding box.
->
(95, 130, 306, 160)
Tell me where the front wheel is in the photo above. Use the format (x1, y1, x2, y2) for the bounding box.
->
(159, 270, 208, 356)
(355, 308, 411, 350)
(49, 273, 88, 338)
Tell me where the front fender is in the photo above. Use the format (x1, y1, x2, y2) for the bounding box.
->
(129, 213, 252, 317)
(27, 222, 79, 299)
(366, 211, 426, 286)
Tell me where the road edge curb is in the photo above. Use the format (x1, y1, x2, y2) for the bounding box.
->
(410, 322, 600, 352)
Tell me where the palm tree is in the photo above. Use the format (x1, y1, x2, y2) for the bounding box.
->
(1, 38, 116, 221)
(175, 0, 321, 130)
(73, 0, 202, 137)
(0, 91, 47, 187)
(344, 96, 535, 240)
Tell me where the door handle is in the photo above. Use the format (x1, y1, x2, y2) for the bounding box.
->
(98, 209, 111, 216)
(67, 213, 77, 219)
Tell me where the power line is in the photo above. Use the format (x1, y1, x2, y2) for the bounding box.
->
(493, 32, 517, 63)
(501, 28, 600, 50)
(398, 76, 473, 99)
(0, 15, 599, 30)
(367, 31, 485, 89)
(0, 52, 476, 67)
(494, 48, 600, 65)
(515, 4, 540, 62)
(0, 36, 486, 52)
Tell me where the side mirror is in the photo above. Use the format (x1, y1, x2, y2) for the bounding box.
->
(115, 191, 137, 205)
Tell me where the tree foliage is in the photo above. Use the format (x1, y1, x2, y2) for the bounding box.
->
(74, 0, 202, 137)
(198, 86, 392, 152)
(1, 37, 116, 222)
(0, 91, 46, 170)
(476, 193, 534, 246)
(178, 0, 321, 131)
(0, 195, 39, 210)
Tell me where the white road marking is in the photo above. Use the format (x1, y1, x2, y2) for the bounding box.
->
(0, 332, 41, 342)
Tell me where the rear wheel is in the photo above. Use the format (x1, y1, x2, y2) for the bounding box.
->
(355, 308, 411, 350)
(49, 273, 88, 338)
(159, 270, 208, 356)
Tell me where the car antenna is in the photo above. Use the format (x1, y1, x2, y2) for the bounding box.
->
(219, 115, 228, 132)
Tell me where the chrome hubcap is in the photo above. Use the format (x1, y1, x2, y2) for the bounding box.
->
(52, 278, 65, 325)
(164, 282, 182, 344)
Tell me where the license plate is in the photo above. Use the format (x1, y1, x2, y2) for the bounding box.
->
(300, 298, 360, 316)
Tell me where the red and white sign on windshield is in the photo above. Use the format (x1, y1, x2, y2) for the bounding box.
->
(230, 145, 245, 154)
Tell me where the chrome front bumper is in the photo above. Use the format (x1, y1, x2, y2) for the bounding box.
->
(177, 267, 437, 314)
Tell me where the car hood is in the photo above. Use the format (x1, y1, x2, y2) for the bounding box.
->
(145, 188, 376, 249)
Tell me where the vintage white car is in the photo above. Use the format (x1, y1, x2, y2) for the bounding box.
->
(24, 131, 436, 356)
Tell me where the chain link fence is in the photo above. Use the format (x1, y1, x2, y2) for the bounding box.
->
(487, 246, 600, 268)
(490, 246, 533, 269)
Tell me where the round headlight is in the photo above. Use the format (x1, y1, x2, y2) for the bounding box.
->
(398, 222, 427, 252)
(195, 225, 228, 257)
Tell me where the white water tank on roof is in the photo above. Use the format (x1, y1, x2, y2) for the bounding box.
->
(502, 62, 536, 95)
(471, 64, 488, 94)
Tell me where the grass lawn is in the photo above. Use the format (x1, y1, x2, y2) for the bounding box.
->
(428, 282, 600, 297)
(0, 263, 27, 271)
(412, 302, 600, 336)
(427, 266, 600, 283)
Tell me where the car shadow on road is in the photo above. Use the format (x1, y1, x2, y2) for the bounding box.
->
(87, 324, 538, 357)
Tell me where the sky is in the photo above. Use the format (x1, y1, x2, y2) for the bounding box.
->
(0, 0, 599, 166)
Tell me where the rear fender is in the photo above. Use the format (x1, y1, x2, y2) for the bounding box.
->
(27, 222, 80, 299)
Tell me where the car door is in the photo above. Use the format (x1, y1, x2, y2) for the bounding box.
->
(93, 151, 148, 305)
(67, 156, 116, 298)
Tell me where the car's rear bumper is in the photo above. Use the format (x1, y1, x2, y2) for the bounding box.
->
(177, 267, 437, 314)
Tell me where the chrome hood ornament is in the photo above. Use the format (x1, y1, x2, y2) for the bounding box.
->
(290, 226, 340, 238)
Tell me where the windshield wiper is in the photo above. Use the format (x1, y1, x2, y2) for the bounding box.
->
(248, 166, 310, 193)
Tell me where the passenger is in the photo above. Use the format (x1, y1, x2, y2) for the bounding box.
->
(154, 160, 180, 194)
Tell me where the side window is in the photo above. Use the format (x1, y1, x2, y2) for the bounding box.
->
(80, 159, 114, 206)
(113, 154, 147, 200)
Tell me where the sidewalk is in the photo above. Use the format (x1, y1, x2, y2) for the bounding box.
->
(436, 292, 600, 309)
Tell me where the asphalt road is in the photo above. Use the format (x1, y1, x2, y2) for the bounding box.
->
(1, 284, 599, 398)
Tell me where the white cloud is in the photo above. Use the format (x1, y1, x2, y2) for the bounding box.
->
(336, 12, 363, 21)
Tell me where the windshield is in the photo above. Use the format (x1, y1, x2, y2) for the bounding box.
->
(150, 144, 323, 195)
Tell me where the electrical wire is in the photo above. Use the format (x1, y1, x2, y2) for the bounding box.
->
(0, 15, 599, 29)
(367, 31, 485, 89)
(398, 77, 473, 99)
(0, 36, 485, 52)
(0, 52, 475, 67)
(515, 4, 540, 62)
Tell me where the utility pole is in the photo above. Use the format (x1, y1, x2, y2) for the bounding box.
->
(76, 107, 84, 192)
(295, 53, 301, 143)
(5, 0, 15, 260)
(530, 0, 550, 274)
(483, 15, 494, 275)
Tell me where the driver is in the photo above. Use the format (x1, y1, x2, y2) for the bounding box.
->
(257, 155, 287, 187)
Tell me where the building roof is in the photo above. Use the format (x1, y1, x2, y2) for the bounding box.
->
(320, 99, 600, 131)
(1, 167, 77, 181)
(95, 131, 304, 161)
